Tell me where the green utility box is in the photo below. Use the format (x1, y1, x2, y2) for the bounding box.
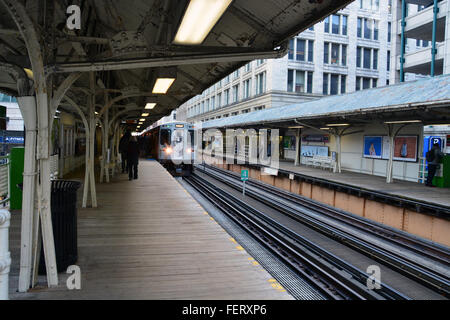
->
(434, 155, 450, 188)
(10, 147, 24, 209)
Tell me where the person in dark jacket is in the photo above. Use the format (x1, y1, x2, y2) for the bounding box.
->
(119, 130, 131, 173)
(426, 142, 444, 187)
(127, 136, 140, 180)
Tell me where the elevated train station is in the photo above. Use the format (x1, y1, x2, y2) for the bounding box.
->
(0, 0, 449, 302)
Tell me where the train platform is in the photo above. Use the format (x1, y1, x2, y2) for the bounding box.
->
(8, 160, 293, 300)
(276, 161, 450, 209)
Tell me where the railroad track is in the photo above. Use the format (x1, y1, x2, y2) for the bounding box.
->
(187, 164, 450, 299)
(184, 173, 409, 300)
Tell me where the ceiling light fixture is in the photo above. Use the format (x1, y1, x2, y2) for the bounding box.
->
(173, 0, 233, 45)
(141, 113, 149, 117)
(384, 120, 422, 124)
(145, 103, 156, 110)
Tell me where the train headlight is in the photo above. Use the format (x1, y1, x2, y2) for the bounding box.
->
(165, 147, 173, 154)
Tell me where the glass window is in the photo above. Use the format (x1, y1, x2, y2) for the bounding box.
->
(363, 48, 371, 69)
(308, 40, 314, 62)
(342, 16, 348, 36)
(307, 72, 313, 94)
(296, 39, 305, 61)
(356, 77, 361, 91)
(357, 47, 361, 68)
(324, 16, 330, 33)
(341, 75, 346, 94)
(295, 71, 305, 93)
(357, 18, 362, 38)
(244, 79, 251, 98)
(363, 77, 371, 89)
(387, 50, 391, 71)
(374, 21, 379, 40)
(323, 74, 329, 95)
(330, 74, 339, 95)
(373, 49, 378, 69)
(287, 70, 294, 92)
(217, 93, 221, 107)
(324, 42, 329, 64)
(332, 15, 340, 34)
(256, 72, 266, 95)
(224, 89, 229, 105)
(373, 79, 378, 88)
(364, 18, 371, 39)
(331, 43, 339, 65)
(160, 129, 171, 145)
(288, 39, 294, 60)
(388, 22, 391, 42)
(232, 85, 239, 102)
(342, 45, 347, 66)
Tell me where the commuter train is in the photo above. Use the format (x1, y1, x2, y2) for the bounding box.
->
(143, 122, 195, 175)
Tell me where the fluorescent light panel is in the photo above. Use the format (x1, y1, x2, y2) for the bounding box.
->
(384, 120, 421, 124)
(141, 113, 149, 117)
(139, 118, 146, 122)
(327, 123, 350, 127)
(145, 103, 157, 110)
(152, 78, 175, 94)
(174, 0, 233, 45)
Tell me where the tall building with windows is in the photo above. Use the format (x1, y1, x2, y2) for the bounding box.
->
(178, 0, 393, 123)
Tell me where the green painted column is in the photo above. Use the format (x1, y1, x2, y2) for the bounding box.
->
(9, 147, 25, 210)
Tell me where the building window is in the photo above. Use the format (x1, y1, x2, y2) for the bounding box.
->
(387, 50, 391, 71)
(288, 39, 294, 60)
(244, 79, 251, 99)
(245, 62, 252, 72)
(363, 48, 371, 68)
(232, 85, 239, 103)
(288, 70, 312, 93)
(364, 18, 371, 39)
(256, 59, 265, 66)
(233, 69, 239, 79)
(387, 22, 391, 43)
(357, 18, 362, 38)
(325, 14, 348, 36)
(373, 49, 378, 69)
(256, 72, 266, 95)
(224, 89, 230, 105)
(211, 96, 215, 110)
(296, 39, 305, 61)
(332, 15, 340, 34)
(324, 16, 330, 33)
(308, 40, 314, 62)
(356, 77, 378, 91)
(242, 109, 251, 114)
(217, 93, 221, 108)
(223, 75, 230, 85)
(231, 111, 239, 116)
(359, 0, 379, 11)
(323, 73, 346, 95)
(254, 106, 265, 111)
(324, 42, 347, 66)
(373, 21, 379, 40)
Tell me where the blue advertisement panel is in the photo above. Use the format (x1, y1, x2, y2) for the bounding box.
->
(363, 136, 383, 159)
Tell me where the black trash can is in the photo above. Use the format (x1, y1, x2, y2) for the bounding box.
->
(38, 180, 82, 275)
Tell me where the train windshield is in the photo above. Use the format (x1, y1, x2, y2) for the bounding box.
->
(160, 129, 171, 145)
(188, 130, 194, 149)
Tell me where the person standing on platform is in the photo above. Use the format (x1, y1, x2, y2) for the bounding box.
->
(119, 130, 131, 173)
(127, 136, 140, 181)
(426, 142, 444, 187)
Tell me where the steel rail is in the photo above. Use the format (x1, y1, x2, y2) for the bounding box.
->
(203, 164, 450, 265)
(196, 165, 450, 297)
(185, 174, 407, 300)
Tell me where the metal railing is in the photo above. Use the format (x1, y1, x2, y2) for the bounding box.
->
(0, 155, 11, 300)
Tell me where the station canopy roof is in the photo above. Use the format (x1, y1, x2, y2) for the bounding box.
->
(0, 0, 352, 127)
(201, 74, 450, 131)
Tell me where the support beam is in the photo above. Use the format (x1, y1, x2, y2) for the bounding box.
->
(47, 47, 287, 73)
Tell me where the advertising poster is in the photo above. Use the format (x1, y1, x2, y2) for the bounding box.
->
(301, 145, 329, 157)
(363, 136, 383, 159)
(393, 136, 417, 162)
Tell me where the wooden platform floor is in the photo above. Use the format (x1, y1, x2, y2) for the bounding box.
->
(278, 161, 450, 209)
(8, 160, 293, 300)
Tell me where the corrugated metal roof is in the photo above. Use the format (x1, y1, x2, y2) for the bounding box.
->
(202, 74, 450, 129)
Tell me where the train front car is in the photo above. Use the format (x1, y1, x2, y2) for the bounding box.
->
(159, 122, 195, 175)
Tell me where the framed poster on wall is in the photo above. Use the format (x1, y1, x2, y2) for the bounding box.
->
(393, 136, 418, 162)
(363, 136, 383, 159)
